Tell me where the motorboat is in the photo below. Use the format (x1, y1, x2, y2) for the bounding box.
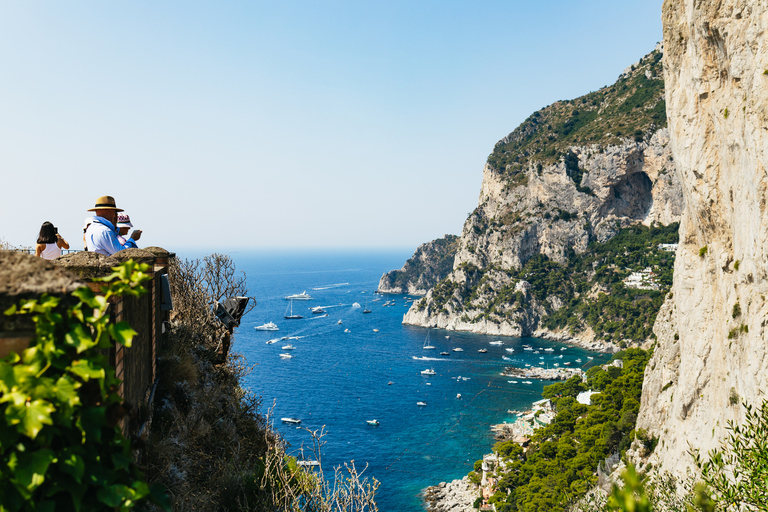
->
(522, 381, 533, 384)
(423, 329, 435, 350)
(311, 307, 325, 314)
(373, 329, 379, 332)
(445, 335, 450, 339)
(352, 302, 361, 308)
(266, 339, 278, 344)
(344, 328, 350, 333)
(456, 394, 461, 399)
(421, 368, 436, 375)
(534, 351, 541, 354)
(490, 340, 503, 346)
(553, 363, 560, 367)
(440, 351, 450, 356)
(284, 300, 303, 320)
(282, 344, 294, 350)
(502, 356, 511, 361)
(255, 322, 279, 331)
(505, 348, 515, 352)
(564, 362, 571, 366)
(452, 347, 463, 352)
(281, 417, 301, 424)
(478, 349, 487, 353)
(338, 320, 343, 324)
(508, 381, 518, 384)
(587, 356, 594, 360)
(575, 358, 583, 363)
(523, 345, 533, 351)
(426, 382, 431, 386)
(280, 353, 292, 359)
(561, 347, 567, 351)
(525, 364, 530, 367)
(366, 419, 380, 426)
(544, 348, 554, 352)
(417, 402, 427, 406)
(285, 291, 312, 300)
(387, 381, 393, 385)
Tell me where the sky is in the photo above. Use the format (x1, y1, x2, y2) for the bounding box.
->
(0, 1, 663, 253)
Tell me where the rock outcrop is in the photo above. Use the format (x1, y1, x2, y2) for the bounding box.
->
(636, 0, 768, 477)
(377, 235, 459, 295)
(402, 47, 684, 338)
(424, 477, 477, 512)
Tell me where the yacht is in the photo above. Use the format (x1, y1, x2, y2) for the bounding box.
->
(255, 322, 279, 331)
(523, 345, 533, 351)
(505, 348, 515, 352)
(478, 348, 488, 353)
(284, 300, 303, 320)
(282, 344, 294, 350)
(279, 353, 292, 359)
(490, 340, 503, 346)
(281, 417, 301, 424)
(544, 348, 554, 352)
(423, 329, 436, 350)
(311, 307, 325, 314)
(421, 368, 436, 375)
(366, 419, 379, 426)
(285, 291, 312, 300)
(417, 402, 427, 406)
(575, 358, 583, 363)
(452, 347, 464, 352)
(440, 351, 450, 356)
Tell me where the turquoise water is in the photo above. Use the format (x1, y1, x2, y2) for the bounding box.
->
(226, 250, 610, 511)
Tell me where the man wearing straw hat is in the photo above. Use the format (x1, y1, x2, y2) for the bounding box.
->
(84, 195, 142, 255)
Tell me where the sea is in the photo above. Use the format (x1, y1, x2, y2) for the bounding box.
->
(208, 249, 611, 512)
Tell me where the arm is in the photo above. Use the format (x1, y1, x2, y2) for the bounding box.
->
(35, 243, 44, 257)
(56, 235, 70, 250)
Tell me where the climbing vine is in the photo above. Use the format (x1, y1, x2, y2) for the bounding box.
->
(0, 260, 169, 511)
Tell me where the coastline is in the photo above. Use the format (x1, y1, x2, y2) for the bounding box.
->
(423, 477, 477, 512)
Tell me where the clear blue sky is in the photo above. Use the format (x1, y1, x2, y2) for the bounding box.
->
(0, 1, 662, 252)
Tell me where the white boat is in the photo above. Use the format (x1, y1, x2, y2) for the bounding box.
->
(553, 363, 559, 367)
(523, 345, 533, 351)
(445, 336, 450, 339)
(522, 381, 533, 384)
(266, 339, 278, 344)
(456, 393, 461, 399)
(352, 302, 361, 308)
(544, 348, 554, 352)
(284, 300, 303, 320)
(452, 347, 463, 352)
(561, 347, 567, 351)
(373, 329, 379, 332)
(417, 402, 427, 406)
(575, 358, 583, 363)
(281, 417, 301, 424)
(534, 351, 541, 354)
(421, 368, 436, 375)
(564, 362, 571, 366)
(525, 364, 531, 367)
(506, 348, 515, 353)
(423, 329, 436, 350)
(344, 328, 350, 333)
(539, 362, 545, 365)
(285, 291, 312, 300)
(255, 321, 279, 331)
(478, 348, 487, 353)
(311, 306, 325, 314)
(508, 380, 518, 384)
(502, 356, 511, 361)
(588, 356, 594, 360)
(338, 320, 343, 324)
(366, 419, 379, 426)
(490, 340, 503, 345)
(279, 353, 292, 359)
(282, 344, 294, 350)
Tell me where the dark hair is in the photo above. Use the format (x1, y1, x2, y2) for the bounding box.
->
(37, 221, 57, 244)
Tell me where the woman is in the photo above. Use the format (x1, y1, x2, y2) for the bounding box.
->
(35, 221, 70, 260)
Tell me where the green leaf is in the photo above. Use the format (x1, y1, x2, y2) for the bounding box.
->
(58, 450, 85, 483)
(65, 324, 98, 354)
(16, 399, 55, 439)
(97, 483, 133, 507)
(109, 322, 137, 347)
(13, 449, 56, 492)
(68, 360, 104, 381)
(54, 376, 81, 408)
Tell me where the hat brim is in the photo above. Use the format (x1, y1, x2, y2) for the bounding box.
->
(117, 222, 134, 228)
(88, 206, 124, 212)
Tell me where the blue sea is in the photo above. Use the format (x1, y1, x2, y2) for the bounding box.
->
(216, 250, 611, 511)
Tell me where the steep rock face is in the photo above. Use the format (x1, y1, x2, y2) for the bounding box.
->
(377, 235, 459, 295)
(404, 128, 683, 337)
(637, 0, 768, 477)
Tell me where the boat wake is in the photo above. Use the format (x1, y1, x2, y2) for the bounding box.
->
(312, 283, 350, 290)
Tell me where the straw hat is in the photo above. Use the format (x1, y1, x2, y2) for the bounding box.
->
(87, 195, 124, 212)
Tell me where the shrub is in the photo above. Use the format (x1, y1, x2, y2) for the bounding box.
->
(700, 246, 708, 257)
(734, 260, 740, 271)
(732, 302, 741, 318)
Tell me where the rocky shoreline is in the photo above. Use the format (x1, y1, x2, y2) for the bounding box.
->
(424, 477, 477, 512)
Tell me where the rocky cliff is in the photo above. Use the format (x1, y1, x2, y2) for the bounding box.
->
(402, 47, 684, 342)
(377, 235, 460, 295)
(636, 0, 768, 477)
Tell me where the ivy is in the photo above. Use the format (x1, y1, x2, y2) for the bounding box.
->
(0, 260, 169, 511)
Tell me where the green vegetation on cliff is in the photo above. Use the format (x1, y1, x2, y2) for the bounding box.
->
(475, 349, 652, 512)
(379, 235, 460, 293)
(420, 223, 678, 344)
(487, 49, 665, 183)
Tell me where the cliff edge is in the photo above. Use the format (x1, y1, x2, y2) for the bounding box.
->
(637, 0, 768, 477)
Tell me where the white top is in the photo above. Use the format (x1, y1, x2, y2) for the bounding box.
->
(40, 243, 61, 260)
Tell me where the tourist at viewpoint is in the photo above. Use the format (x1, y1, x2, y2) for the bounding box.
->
(84, 195, 142, 255)
(116, 213, 138, 247)
(35, 221, 70, 260)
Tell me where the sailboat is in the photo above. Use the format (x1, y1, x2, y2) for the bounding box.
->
(362, 296, 371, 314)
(284, 300, 303, 320)
(423, 329, 436, 350)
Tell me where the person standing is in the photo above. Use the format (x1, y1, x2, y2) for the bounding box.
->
(35, 221, 70, 260)
(84, 196, 142, 255)
(116, 213, 138, 248)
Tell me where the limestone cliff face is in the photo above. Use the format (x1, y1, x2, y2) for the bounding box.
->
(403, 128, 683, 337)
(377, 235, 459, 295)
(636, 0, 768, 476)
